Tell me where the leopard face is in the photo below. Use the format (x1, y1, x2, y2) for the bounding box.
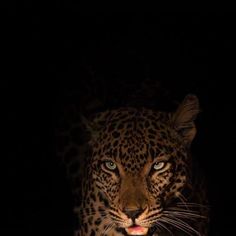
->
(75, 95, 208, 236)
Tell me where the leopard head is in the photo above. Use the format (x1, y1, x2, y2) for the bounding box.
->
(83, 94, 200, 235)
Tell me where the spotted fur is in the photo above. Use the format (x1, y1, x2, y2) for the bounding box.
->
(57, 94, 209, 236)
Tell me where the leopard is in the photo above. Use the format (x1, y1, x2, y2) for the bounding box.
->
(56, 94, 209, 236)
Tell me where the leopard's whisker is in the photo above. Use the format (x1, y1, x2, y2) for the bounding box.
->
(101, 219, 115, 236)
(164, 210, 207, 219)
(160, 215, 200, 236)
(176, 192, 190, 210)
(159, 217, 194, 236)
(155, 221, 174, 236)
(177, 202, 210, 209)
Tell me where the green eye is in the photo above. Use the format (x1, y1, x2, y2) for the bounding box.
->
(104, 161, 117, 170)
(153, 162, 165, 170)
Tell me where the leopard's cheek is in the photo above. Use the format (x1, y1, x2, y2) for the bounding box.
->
(148, 170, 174, 198)
(93, 170, 120, 202)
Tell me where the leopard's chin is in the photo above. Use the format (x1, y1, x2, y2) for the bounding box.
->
(125, 226, 149, 235)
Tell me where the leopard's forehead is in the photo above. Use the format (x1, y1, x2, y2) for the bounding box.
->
(91, 107, 184, 171)
(93, 107, 171, 131)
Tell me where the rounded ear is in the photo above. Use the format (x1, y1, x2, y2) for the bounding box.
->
(171, 94, 200, 145)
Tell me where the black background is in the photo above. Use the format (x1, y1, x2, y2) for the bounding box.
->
(3, 8, 236, 236)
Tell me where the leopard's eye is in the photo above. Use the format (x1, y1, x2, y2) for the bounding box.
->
(153, 161, 165, 171)
(104, 161, 117, 170)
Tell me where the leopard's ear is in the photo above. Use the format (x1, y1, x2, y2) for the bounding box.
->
(171, 94, 200, 145)
(80, 111, 110, 143)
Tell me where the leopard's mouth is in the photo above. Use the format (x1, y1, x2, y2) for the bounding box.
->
(125, 225, 149, 235)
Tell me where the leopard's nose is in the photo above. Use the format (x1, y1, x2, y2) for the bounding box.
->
(123, 208, 143, 221)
